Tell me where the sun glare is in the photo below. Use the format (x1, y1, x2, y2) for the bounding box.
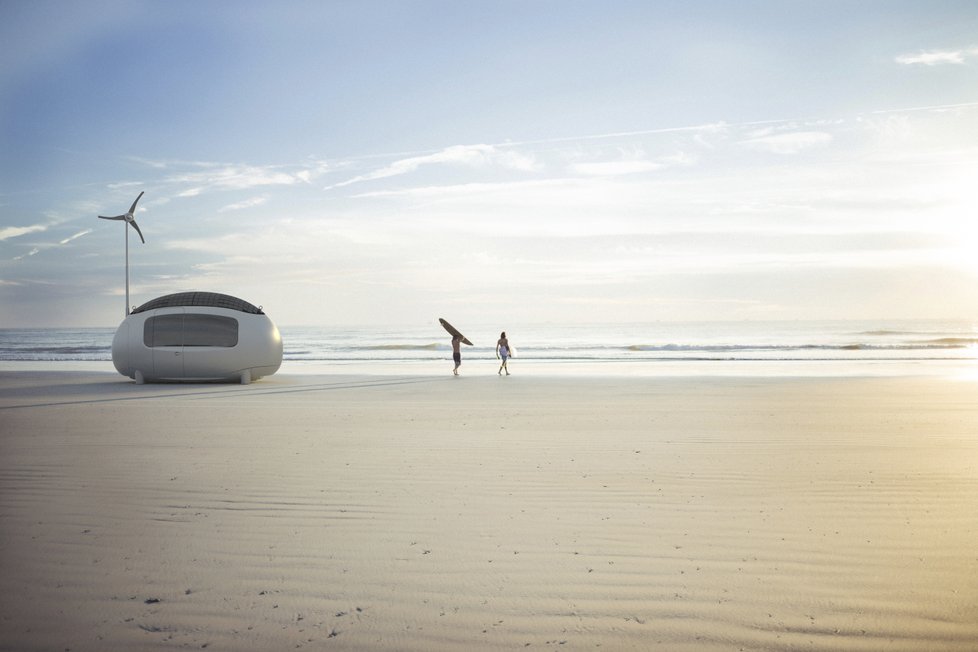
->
(933, 164, 978, 277)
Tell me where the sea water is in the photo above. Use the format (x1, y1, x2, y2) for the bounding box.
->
(2, 320, 977, 377)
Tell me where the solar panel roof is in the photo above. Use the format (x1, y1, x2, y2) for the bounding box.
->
(131, 292, 264, 315)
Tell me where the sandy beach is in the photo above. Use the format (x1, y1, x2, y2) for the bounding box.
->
(1, 370, 977, 651)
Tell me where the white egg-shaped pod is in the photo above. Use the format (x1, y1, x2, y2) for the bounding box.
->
(111, 292, 282, 383)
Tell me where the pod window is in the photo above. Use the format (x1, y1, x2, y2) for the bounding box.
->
(144, 314, 239, 348)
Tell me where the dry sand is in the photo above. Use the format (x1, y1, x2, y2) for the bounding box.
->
(1, 370, 977, 651)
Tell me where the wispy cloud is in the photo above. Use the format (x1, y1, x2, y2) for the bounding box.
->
(328, 119, 825, 191)
(127, 158, 331, 199)
(218, 196, 268, 212)
(871, 101, 978, 114)
(350, 178, 572, 200)
(106, 181, 145, 191)
(328, 144, 539, 189)
(127, 156, 171, 170)
(895, 46, 978, 65)
(13, 247, 40, 261)
(6, 226, 92, 262)
(58, 229, 92, 245)
(496, 121, 733, 148)
(740, 131, 832, 155)
(0, 224, 47, 241)
(568, 151, 694, 177)
(173, 164, 304, 197)
(570, 159, 664, 176)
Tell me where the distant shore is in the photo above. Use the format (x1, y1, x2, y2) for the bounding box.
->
(2, 371, 977, 650)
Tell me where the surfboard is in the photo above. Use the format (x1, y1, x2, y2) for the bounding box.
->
(439, 318, 473, 346)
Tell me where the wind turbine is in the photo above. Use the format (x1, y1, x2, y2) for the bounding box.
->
(99, 191, 145, 316)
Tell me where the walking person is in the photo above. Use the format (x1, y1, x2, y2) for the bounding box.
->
(452, 334, 463, 376)
(496, 331, 511, 375)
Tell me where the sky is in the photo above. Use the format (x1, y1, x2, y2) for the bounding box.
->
(2, 0, 978, 328)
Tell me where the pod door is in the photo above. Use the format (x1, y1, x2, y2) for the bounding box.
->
(181, 314, 240, 378)
(144, 309, 185, 378)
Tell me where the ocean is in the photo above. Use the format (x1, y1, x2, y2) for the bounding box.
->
(2, 320, 977, 376)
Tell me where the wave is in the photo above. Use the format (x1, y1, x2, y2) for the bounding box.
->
(359, 343, 443, 351)
(623, 343, 971, 352)
(1, 356, 113, 362)
(279, 355, 974, 365)
(5, 324, 978, 363)
(0, 345, 109, 354)
(914, 338, 978, 347)
(857, 328, 978, 340)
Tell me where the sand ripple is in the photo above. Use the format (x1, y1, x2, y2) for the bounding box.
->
(1, 373, 977, 650)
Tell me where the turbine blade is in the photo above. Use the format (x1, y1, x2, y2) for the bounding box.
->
(98, 215, 126, 220)
(129, 220, 145, 244)
(128, 191, 145, 216)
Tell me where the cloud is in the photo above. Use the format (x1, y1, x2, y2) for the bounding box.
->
(500, 121, 732, 147)
(351, 178, 572, 200)
(128, 156, 172, 170)
(568, 151, 694, 177)
(171, 164, 303, 197)
(895, 47, 978, 65)
(740, 131, 832, 154)
(0, 224, 47, 241)
(106, 181, 145, 191)
(870, 101, 978, 115)
(59, 229, 92, 245)
(218, 196, 268, 212)
(13, 247, 40, 261)
(5, 227, 90, 262)
(570, 159, 664, 176)
(134, 158, 332, 199)
(329, 144, 538, 189)
(328, 119, 804, 191)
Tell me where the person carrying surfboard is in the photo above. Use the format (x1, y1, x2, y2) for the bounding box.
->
(438, 318, 471, 376)
(452, 335, 463, 375)
(496, 331, 511, 375)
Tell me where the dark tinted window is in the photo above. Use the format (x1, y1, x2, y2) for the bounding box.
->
(143, 314, 238, 348)
(184, 314, 238, 347)
(144, 314, 184, 347)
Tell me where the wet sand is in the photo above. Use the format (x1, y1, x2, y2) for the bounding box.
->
(1, 370, 977, 650)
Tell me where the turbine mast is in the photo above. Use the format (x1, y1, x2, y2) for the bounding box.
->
(98, 192, 146, 317)
(125, 221, 130, 315)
